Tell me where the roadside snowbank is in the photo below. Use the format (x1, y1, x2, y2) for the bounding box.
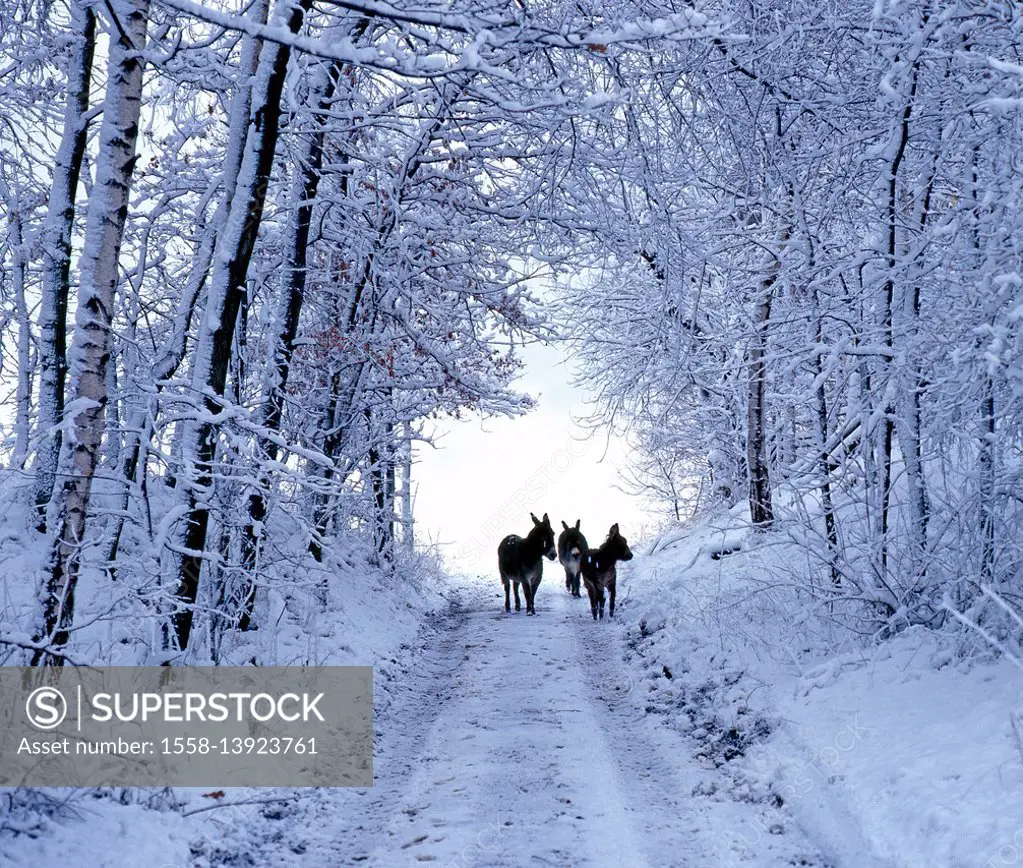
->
(616, 505, 1023, 867)
(0, 499, 451, 867)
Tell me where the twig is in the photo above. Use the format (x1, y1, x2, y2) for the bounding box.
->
(982, 584, 1023, 634)
(942, 594, 1023, 672)
(181, 794, 299, 818)
(0, 635, 83, 667)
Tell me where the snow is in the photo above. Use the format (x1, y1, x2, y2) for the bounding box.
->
(6, 0, 1023, 861)
(619, 507, 1023, 868)
(2, 800, 194, 868)
(3, 508, 1021, 867)
(764, 640, 1022, 867)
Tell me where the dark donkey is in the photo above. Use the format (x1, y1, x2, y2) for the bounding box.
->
(498, 512, 557, 615)
(557, 519, 588, 597)
(580, 523, 633, 621)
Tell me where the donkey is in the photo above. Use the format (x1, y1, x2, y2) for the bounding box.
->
(580, 523, 634, 621)
(497, 512, 557, 615)
(557, 519, 588, 598)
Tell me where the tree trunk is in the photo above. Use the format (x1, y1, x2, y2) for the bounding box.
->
(35, 0, 150, 665)
(747, 209, 786, 530)
(879, 60, 919, 588)
(172, 0, 311, 652)
(971, 134, 996, 585)
(367, 400, 396, 566)
(104, 0, 271, 572)
(400, 422, 414, 552)
(34, 0, 97, 526)
(810, 287, 841, 587)
(303, 93, 458, 560)
(746, 282, 775, 528)
(3, 193, 33, 468)
(239, 58, 345, 626)
(899, 159, 938, 583)
(979, 375, 995, 583)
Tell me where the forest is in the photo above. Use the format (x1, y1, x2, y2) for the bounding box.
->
(0, 0, 1021, 699)
(2, 1, 1023, 862)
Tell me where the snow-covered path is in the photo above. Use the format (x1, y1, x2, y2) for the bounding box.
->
(336, 583, 709, 867)
(6, 550, 1014, 868)
(211, 578, 831, 868)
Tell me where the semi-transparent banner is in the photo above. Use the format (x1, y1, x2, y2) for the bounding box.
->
(0, 666, 372, 786)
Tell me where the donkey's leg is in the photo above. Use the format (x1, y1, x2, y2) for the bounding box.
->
(585, 582, 598, 621)
(502, 575, 511, 612)
(528, 576, 541, 615)
(597, 587, 606, 620)
(571, 572, 581, 597)
(513, 580, 521, 611)
(608, 576, 616, 619)
(565, 568, 573, 593)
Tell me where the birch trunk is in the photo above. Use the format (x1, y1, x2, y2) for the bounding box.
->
(104, 0, 271, 571)
(35, 0, 149, 665)
(34, 0, 97, 525)
(5, 194, 33, 468)
(746, 280, 775, 528)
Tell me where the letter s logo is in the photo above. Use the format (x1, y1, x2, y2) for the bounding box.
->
(26, 686, 67, 730)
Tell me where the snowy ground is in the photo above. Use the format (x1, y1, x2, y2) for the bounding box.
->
(4, 515, 1022, 867)
(622, 509, 1023, 868)
(178, 579, 827, 868)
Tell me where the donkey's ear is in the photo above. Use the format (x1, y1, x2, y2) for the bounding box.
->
(562, 520, 570, 531)
(531, 512, 540, 526)
(610, 523, 620, 535)
(575, 519, 581, 530)
(542, 513, 550, 526)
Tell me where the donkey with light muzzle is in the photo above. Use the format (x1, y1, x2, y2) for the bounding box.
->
(558, 519, 588, 598)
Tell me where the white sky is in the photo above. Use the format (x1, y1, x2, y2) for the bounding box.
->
(411, 338, 655, 576)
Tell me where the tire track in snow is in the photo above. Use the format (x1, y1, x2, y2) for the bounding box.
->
(205, 578, 831, 867)
(323, 582, 719, 866)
